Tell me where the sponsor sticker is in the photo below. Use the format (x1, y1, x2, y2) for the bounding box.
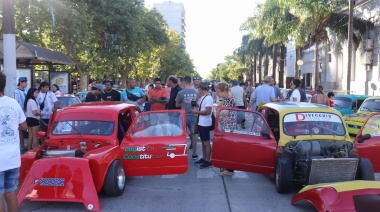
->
(284, 113, 342, 123)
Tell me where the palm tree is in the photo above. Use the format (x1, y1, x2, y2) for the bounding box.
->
(286, 0, 374, 89)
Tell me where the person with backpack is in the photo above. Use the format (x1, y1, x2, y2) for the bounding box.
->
(289, 79, 302, 102)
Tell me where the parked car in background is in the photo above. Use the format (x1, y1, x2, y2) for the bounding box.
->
(75, 91, 89, 103)
(344, 96, 380, 138)
(211, 102, 375, 194)
(56, 94, 81, 109)
(333, 94, 370, 116)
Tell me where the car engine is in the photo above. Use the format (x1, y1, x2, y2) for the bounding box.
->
(285, 140, 358, 185)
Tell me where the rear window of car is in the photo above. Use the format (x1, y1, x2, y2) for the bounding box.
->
(283, 112, 346, 136)
(333, 97, 351, 109)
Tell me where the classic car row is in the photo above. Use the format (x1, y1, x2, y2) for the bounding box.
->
(18, 101, 380, 211)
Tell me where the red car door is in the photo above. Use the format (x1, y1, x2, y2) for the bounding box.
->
(212, 107, 277, 175)
(355, 113, 380, 172)
(121, 110, 188, 176)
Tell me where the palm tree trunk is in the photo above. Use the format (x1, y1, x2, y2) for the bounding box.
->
(347, 0, 355, 94)
(314, 39, 320, 90)
(253, 53, 257, 85)
(249, 56, 253, 85)
(272, 43, 278, 80)
(279, 44, 286, 88)
(259, 52, 263, 84)
(264, 50, 269, 77)
(295, 48, 301, 78)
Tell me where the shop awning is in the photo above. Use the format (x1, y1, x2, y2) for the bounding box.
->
(0, 40, 76, 66)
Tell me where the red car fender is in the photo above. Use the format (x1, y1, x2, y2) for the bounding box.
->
(17, 157, 101, 211)
(19, 147, 41, 184)
(292, 181, 380, 211)
(84, 145, 123, 192)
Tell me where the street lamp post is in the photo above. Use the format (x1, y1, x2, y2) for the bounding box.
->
(296, 59, 304, 79)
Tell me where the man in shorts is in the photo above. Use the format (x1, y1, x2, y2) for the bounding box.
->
(192, 82, 214, 169)
(176, 76, 198, 159)
(0, 72, 27, 212)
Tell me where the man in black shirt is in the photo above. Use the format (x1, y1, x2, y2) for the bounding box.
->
(85, 84, 104, 102)
(102, 80, 121, 101)
(167, 76, 182, 110)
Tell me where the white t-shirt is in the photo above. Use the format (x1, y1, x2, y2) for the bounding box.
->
(0, 96, 26, 171)
(197, 94, 213, 127)
(290, 89, 301, 102)
(37, 91, 58, 119)
(26, 99, 40, 119)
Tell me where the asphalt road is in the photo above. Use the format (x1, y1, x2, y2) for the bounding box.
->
(18, 139, 380, 212)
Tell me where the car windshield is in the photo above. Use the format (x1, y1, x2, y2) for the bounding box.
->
(283, 112, 346, 136)
(333, 97, 351, 109)
(359, 99, 380, 112)
(52, 120, 114, 136)
(57, 97, 80, 108)
(361, 114, 380, 135)
(131, 112, 183, 137)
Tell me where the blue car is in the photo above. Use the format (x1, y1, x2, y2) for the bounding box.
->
(333, 94, 370, 116)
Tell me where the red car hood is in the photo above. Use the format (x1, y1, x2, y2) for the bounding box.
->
(292, 181, 380, 212)
(18, 157, 101, 211)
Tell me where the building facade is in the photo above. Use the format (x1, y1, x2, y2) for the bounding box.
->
(286, 0, 380, 95)
(153, 1, 186, 38)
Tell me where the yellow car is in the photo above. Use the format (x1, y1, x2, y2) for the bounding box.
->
(211, 102, 375, 194)
(344, 96, 380, 139)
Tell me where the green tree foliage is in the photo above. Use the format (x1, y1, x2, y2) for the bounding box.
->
(1, 0, 194, 89)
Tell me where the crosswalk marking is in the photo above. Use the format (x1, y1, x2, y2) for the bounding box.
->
(162, 174, 178, 178)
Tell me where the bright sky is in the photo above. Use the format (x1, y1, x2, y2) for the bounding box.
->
(144, 0, 263, 78)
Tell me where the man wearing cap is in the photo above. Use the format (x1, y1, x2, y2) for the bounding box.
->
(249, 76, 281, 111)
(102, 80, 120, 101)
(85, 84, 104, 102)
(192, 76, 201, 90)
(13, 77, 28, 151)
(37, 81, 58, 130)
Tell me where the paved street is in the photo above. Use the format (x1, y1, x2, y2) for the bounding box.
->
(18, 139, 380, 212)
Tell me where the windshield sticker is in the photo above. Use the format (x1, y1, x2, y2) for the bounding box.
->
(284, 113, 341, 123)
(371, 133, 380, 137)
(231, 130, 261, 136)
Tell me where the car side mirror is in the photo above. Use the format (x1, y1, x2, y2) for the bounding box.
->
(38, 131, 46, 138)
(261, 130, 271, 139)
(359, 133, 371, 143)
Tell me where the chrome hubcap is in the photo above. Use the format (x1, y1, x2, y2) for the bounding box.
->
(117, 165, 125, 190)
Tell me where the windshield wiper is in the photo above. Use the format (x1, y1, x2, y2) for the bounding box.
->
(373, 108, 380, 111)
(66, 122, 83, 136)
(334, 104, 342, 108)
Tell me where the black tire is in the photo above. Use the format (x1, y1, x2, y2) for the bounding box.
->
(102, 160, 126, 196)
(356, 158, 375, 181)
(275, 157, 293, 193)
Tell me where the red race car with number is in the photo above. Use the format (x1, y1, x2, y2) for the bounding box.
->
(18, 102, 188, 211)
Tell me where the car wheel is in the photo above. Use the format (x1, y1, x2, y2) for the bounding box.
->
(275, 157, 293, 194)
(356, 158, 375, 181)
(103, 160, 126, 196)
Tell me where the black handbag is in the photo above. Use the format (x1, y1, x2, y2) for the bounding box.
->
(40, 93, 47, 111)
(126, 90, 141, 101)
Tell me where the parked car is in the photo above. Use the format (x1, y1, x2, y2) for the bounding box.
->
(333, 94, 370, 116)
(56, 94, 81, 109)
(74, 91, 89, 103)
(292, 112, 380, 211)
(18, 102, 187, 210)
(211, 102, 375, 194)
(344, 96, 380, 138)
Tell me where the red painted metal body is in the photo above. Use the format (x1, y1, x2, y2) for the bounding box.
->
(18, 158, 101, 211)
(292, 181, 380, 211)
(354, 112, 380, 172)
(212, 107, 278, 174)
(18, 102, 188, 211)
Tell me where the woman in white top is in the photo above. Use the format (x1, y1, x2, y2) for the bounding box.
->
(24, 88, 45, 150)
(289, 79, 302, 102)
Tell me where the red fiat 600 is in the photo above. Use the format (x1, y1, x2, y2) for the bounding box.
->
(18, 102, 188, 211)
